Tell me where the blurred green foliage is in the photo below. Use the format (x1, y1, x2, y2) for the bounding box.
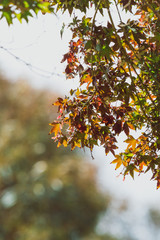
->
(83, 234, 122, 240)
(0, 77, 120, 240)
(0, 0, 53, 24)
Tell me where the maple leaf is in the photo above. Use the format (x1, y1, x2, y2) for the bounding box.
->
(127, 122, 135, 130)
(139, 161, 146, 172)
(113, 120, 122, 135)
(111, 155, 123, 170)
(80, 74, 92, 89)
(75, 88, 80, 97)
(123, 121, 129, 136)
(124, 135, 137, 149)
(61, 53, 69, 63)
(54, 97, 63, 106)
(63, 139, 68, 147)
(49, 123, 61, 137)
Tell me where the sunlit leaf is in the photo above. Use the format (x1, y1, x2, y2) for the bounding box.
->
(111, 155, 123, 170)
(124, 136, 137, 150)
(49, 123, 61, 136)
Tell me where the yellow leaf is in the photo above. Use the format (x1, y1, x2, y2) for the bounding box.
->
(71, 141, 81, 150)
(49, 123, 61, 136)
(127, 122, 135, 130)
(84, 133, 88, 140)
(125, 136, 137, 149)
(130, 33, 134, 41)
(54, 101, 62, 106)
(74, 141, 81, 148)
(64, 117, 69, 123)
(134, 167, 139, 173)
(115, 160, 122, 170)
(123, 160, 128, 167)
(57, 141, 61, 148)
(63, 139, 68, 147)
(75, 88, 80, 97)
(111, 155, 122, 170)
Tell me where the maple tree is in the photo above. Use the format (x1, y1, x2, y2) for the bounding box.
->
(1, 0, 160, 187)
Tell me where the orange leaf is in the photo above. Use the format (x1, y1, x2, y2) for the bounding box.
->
(49, 123, 61, 136)
(81, 74, 92, 89)
(63, 139, 68, 147)
(127, 122, 135, 130)
(139, 161, 146, 171)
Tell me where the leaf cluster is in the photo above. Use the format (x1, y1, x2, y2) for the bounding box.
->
(49, 0, 160, 188)
(0, 0, 54, 24)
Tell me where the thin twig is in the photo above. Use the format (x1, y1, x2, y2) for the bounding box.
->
(0, 45, 64, 78)
(113, 0, 122, 22)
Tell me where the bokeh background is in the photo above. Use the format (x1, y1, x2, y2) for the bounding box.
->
(0, 10, 160, 240)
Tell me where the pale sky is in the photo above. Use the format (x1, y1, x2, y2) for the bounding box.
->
(0, 8, 160, 240)
(0, 12, 76, 93)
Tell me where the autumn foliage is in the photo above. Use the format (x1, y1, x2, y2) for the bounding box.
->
(49, 0, 160, 188)
(1, 0, 160, 188)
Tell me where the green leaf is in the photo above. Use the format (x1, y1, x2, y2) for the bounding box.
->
(2, 11, 12, 25)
